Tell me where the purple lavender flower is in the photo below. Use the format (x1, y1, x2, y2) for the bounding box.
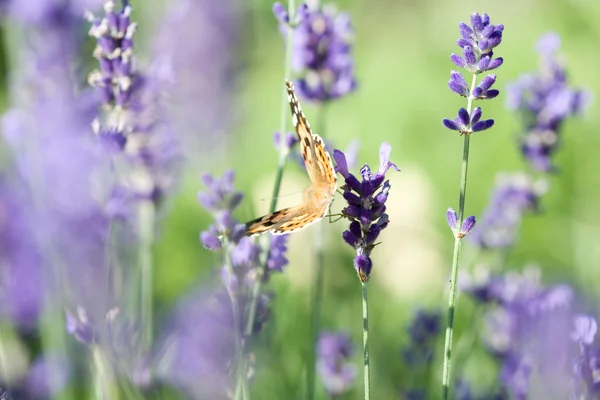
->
(443, 13, 503, 134)
(506, 32, 589, 172)
(402, 309, 442, 367)
(334, 142, 399, 282)
(274, 2, 357, 101)
(155, 287, 236, 398)
(470, 173, 546, 249)
(153, 0, 238, 157)
(446, 208, 476, 238)
(316, 331, 356, 396)
(1, 0, 125, 331)
(462, 267, 576, 397)
(87, 0, 180, 206)
(198, 171, 289, 334)
(572, 314, 597, 346)
(273, 130, 298, 155)
(0, 353, 70, 400)
(0, 177, 42, 331)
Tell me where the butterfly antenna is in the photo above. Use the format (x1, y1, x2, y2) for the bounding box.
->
(258, 191, 304, 202)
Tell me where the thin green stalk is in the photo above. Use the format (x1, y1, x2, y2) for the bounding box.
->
(92, 345, 119, 400)
(306, 103, 328, 400)
(441, 73, 477, 399)
(244, 0, 296, 338)
(222, 239, 249, 400)
(0, 326, 10, 389)
(361, 283, 371, 400)
(138, 199, 156, 353)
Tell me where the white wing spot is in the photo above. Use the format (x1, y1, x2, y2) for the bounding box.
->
(292, 114, 298, 126)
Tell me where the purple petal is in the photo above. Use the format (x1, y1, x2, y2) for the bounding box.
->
(457, 108, 470, 127)
(470, 107, 482, 125)
(272, 2, 289, 24)
(446, 208, 458, 231)
(463, 45, 476, 66)
(442, 119, 460, 131)
(571, 314, 597, 345)
(471, 119, 494, 132)
(450, 54, 466, 68)
(459, 22, 473, 40)
(333, 149, 350, 178)
(460, 216, 476, 236)
(377, 142, 399, 177)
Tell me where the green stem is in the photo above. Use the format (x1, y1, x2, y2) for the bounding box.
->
(138, 199, 155, 353)
(361, 283, 371, 400)
(0, 326, 10, 389)
(441, 73, 477, 399)
(222, 238, 249, 400)
(244, 0, 296, 338)
(92, 345, 119, 400)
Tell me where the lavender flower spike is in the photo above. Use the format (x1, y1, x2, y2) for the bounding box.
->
(317, 331, 357, 396)
(441, 13, 504, 400)
(334, 142, 399, 282)
(274, 3, 357, 101)
(506, 32, 589, 172)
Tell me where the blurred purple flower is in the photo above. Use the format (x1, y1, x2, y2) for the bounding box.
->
(402, 309, 442, 367)
(274, 2, 357, 101)
(470, 173, 546, 249)
(267, 234, 289, 272)
(1, 0, 126, 331)
(153, 0, 239, 157)
(443, 13, 503, 133)
(506, 32, 589, 172)
(334, 142, 399, 282)
(317, 331, 356, 396)
(463, 267, 577, 397)
(0, 352, 70, 400)
(155, 287, 236, 398)
(0, 177, 42, 331)
(572, 314, 598, 346)
(25, 353, 71, 399)
(273, 130, 298, 155)
(198, 171, 288, 335)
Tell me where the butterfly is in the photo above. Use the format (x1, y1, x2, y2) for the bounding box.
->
(245, 80, 337, 236)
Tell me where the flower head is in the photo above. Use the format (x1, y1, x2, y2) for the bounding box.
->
(506, 32, 589, 172)
(470, 173, 546, 249)
(402, 309, 442, 366)
(443, 13, 503, 134)
(334, 142, 399, 282)
(274, 2, 357, 101)
(317, 331, 356, 396)
(87, 1, 180, 206)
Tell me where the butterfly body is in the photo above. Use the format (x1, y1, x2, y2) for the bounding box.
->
(245, 81, 337, 236)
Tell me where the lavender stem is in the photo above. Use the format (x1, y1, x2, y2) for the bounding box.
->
(221, 237, 249, 400)
(361, 282, 371, 400)
(138, 200, 156, 352)
(92, 345, 119, 400)
(442, 73, 477, 399)
(244, 0, 296, 338)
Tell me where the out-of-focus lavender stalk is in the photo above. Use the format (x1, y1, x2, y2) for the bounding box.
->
(87, 0, 180, 355)
(441, 12, 504, 398)
(243, 0, 296, 340)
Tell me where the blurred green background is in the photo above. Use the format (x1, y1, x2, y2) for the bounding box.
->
(3, 0, 600, 398)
